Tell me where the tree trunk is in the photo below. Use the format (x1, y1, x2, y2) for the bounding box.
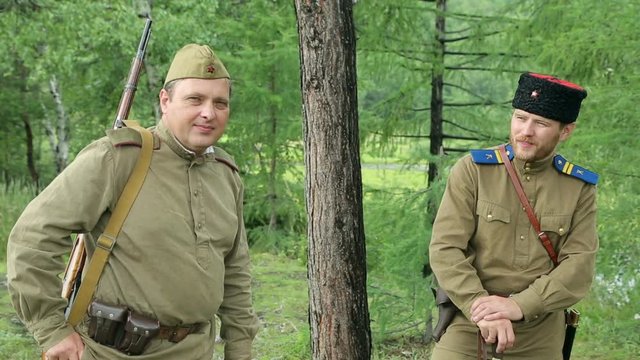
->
(16, 56, 40, 188)
(21, 112, 39, 189)
(268, 69, 278, 230)
(47, 74, 70, 173)
(295, 1, 371, 359)
(428, 0, 446, 185)
(425, 0, 447, 343)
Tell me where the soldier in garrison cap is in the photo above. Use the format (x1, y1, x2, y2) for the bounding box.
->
(7, 44, 259, 359)
(429, 73, 598, 359)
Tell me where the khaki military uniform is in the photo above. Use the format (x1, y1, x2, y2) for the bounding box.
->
(7, 121, 259, 359)
(429, 146, 598, 359)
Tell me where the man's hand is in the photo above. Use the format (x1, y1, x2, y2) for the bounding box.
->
(471, 295, 524, 322)
(44, 332, 84, 360)
(476, 318, 515, 353)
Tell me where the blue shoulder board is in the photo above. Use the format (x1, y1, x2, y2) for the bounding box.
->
(553, 155, 599, 185)
(471, 144, 514, 164)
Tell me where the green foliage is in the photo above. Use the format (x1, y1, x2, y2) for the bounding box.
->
(0, 182, 35, 258)
(363, 166, 433, 338)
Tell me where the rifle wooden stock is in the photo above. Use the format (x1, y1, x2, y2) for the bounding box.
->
(60, 18, 152, 308)
(61, 235, 86, 301)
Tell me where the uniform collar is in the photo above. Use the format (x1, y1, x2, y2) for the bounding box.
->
(156, 121, 215, 161)
(513, 151, 555, 175)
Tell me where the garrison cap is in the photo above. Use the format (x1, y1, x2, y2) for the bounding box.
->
(164, 44, 230, 85)
(512, 72, 587, 124)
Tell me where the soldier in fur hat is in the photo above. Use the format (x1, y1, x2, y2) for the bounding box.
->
(429, 73, 598, 359)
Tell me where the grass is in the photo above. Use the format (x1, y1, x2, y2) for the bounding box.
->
(0, 262, 41, 360)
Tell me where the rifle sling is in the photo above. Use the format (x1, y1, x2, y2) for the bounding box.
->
(498, 145, 559, 266)
(66, 120, 153, 326)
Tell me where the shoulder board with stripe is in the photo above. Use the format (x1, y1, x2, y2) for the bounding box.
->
(470, 144, 514, 164)
(553, 155, 598, 185)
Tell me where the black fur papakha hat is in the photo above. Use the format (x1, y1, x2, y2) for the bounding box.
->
(512, 73, 587, 124)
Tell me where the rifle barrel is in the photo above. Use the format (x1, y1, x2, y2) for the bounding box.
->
(114, 18, 152, 129)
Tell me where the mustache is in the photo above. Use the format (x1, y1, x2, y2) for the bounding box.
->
(514, 136, 536, 145)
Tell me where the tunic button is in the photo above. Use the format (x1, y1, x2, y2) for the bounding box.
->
(559, 227, 564, 234)
(487, 214, 493, 219)
(525, 176, 531, 181)
(194, 190, 199, 197)
(520, 235, 525, 240)
(197, 223, 203, 229)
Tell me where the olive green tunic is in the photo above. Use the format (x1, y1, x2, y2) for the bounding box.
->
(7, 122, 259, 359)
(429, 147, 598, 359)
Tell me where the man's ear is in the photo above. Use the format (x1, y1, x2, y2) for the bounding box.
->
(560, 123, 576, 141)
(159, 89, 170, 113)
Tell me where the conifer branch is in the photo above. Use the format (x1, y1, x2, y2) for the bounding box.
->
(445, 66, 523, 73)
(445, 50, 527, 58)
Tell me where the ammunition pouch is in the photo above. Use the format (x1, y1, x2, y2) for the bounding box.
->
(86, 299, 202, 356)
(432, 287, 458, 342)
(88, 301, 128, 346)
(116, 312, 160, 355)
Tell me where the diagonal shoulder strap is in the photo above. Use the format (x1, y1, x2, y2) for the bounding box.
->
(498, 145, 559, 266)
(66, 120, 153, 326)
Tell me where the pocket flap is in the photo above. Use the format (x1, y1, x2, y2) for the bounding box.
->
(477, 200, 511, 223)
(540, 215, 572, 235)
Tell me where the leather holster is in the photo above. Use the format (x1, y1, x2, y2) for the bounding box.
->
(432, 287, 458, 342)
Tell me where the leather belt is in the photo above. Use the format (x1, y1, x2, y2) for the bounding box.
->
(85, 312, 205, 344)
(156, 322, 206, 343)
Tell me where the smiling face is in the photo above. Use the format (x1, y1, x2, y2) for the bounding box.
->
(509, 109, 575, 162)
(160, 78, 230, 155)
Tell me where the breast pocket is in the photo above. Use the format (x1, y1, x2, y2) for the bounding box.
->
(474, 200, 511, 256)
(476, 199, 511, 224)
(540, 215, 572, 248)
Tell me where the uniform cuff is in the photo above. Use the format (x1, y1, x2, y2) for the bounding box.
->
(510, 288, 544, 323)
(28, 316, 76, 352)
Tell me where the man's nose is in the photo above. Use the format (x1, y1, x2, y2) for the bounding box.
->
(520, 121, 534, 136)
(200, 103, 216, 120)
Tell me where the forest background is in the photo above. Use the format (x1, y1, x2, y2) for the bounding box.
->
(1, 0, 638, 359)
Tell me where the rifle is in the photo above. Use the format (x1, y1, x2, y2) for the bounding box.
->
(61, 17, 152, 314)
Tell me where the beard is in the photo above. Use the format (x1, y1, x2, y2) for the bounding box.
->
(510, 134, 560, 162)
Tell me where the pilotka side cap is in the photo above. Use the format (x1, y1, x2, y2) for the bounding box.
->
(164, 44, 230, 85)
(512, 72, 587, 124)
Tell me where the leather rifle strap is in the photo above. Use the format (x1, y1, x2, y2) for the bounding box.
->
(66, 120, 153, 326)
(498, 145, 559, 266)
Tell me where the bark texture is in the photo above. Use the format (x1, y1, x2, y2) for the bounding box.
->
(295, 1, 372, 359)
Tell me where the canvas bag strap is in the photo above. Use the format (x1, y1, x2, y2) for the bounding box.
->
(498, 145, 559, 266)
(66, 120, 153, 326)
